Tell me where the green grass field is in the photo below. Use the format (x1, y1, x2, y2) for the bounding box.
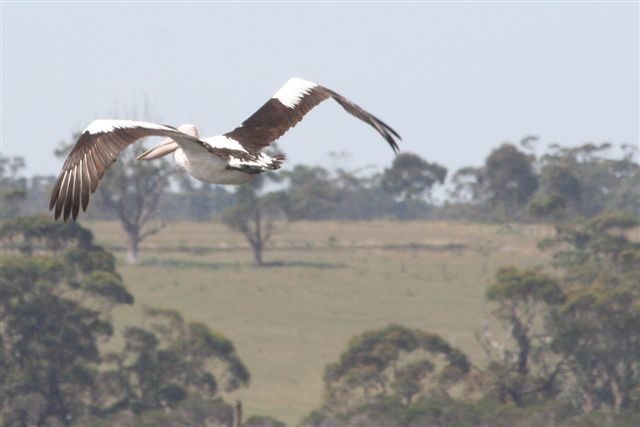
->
(86, 220, 552, 425)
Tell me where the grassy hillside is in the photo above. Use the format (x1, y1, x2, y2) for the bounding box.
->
(86, 220, 551, 425)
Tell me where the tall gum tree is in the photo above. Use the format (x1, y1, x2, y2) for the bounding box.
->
(0, 216, 133, 425)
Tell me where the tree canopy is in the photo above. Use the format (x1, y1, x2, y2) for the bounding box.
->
(1, 216, 251, 426)
(323, 324, 470, 411)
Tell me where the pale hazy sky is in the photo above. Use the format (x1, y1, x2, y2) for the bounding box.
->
(2, 1, 638, 178)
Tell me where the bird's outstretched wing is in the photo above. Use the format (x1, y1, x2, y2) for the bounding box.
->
(224, 78, 401, 153)
(50, 120, 201, 221)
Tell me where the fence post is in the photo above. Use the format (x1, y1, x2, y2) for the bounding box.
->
(233, 400, 242, 427)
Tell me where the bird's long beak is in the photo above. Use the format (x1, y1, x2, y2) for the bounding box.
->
(137, 138, 180, 160)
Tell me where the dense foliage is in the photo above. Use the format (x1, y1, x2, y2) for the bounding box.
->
(302, 212, 640, 426)
(0, 216, 251, 426)
(446, 141, 638, 222)
(323, 325, 470, 410)
(0, 156, 28, 219)
(221, 174, 288, 265)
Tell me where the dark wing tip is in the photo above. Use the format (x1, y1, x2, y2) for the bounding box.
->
(49, 191, 57, 212)
(383, 124, 401, 154)
(50, 172, 66, 220)
(71, 195, 80, 220)
(375, 119, 401, 153)
(324, 87, 401, 153)
(53, 196, 63, 221)
(380, 120, 402, 141)
(368, 115, 401, 154)
(389, 137, 400, 154)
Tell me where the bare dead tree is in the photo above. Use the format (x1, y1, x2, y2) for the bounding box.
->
(97, 148, 176, 263)
(222, 176, 287, 266)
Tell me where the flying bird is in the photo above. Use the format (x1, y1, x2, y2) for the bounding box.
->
(50, 77, 401, 221)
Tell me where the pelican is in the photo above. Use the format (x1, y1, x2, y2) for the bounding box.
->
(50, 77, 401, 221)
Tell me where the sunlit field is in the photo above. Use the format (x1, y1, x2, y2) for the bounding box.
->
(87, 220, 552, 424)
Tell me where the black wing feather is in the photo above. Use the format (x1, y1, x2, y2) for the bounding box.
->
(50, 120, 202, 221)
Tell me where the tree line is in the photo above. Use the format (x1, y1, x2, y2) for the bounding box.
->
(3, 137, 637, 225)
(1, 136, 638, 264)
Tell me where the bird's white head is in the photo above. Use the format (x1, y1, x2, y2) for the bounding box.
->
(178, 124, 200, 137)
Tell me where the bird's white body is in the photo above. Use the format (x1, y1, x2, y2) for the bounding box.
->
(174, 137, 254, 185)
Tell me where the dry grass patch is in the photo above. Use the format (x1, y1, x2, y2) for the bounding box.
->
(86, 220, 550, 424)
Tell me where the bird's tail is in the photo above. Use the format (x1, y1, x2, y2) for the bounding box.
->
(137, 138, 180, 160)
(270, 154, 286, 170)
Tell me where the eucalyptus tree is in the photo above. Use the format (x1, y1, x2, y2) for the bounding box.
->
(478, 267, 566, 405)
(221, 175, 288, 266)
(1, 216, 251, 425)
(0, 216, 133, 426)
(542, 213, 640, 412)
(0, 155, 27, 219)
(381, 152, 447, 218)
(323, 324, 470, 411)
(99, 307, 250, 414)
